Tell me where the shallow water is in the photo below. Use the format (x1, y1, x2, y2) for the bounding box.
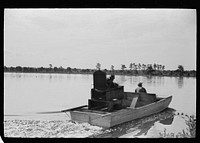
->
(4, 73, 196, 138)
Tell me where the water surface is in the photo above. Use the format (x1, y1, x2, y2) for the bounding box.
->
(4, 73, 196, 137)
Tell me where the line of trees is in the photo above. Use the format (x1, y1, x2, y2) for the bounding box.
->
(4, 63, 196, 77)
(120, 63, 165, 75)
(125, 63, 165, 71)
(4, 65, 95, 74)
(96, 63, 195, 77)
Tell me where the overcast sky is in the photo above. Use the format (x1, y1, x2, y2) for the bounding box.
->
(4, 9, 196, 70)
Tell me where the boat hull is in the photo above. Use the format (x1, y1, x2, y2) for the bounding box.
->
(70, 96, 172, 128)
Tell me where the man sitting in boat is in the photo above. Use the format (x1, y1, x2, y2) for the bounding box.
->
(135, 82, 147, 93)
(106, 75, 119, 88)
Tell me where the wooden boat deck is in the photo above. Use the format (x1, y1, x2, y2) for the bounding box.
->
(70, 95, 172, 128)
(76, 92, 165, 114)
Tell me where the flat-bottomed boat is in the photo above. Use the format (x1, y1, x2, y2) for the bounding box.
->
(69, 70, 172, 128)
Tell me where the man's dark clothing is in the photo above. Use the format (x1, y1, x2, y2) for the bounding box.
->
(135, 87, 147, 93)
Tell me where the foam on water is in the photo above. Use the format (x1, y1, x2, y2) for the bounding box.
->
(4, 108, 195, 138)
(4, 120, 103, 138)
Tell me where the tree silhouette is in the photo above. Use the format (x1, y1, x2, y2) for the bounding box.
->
(178, 65, 184, 72)
(111, 65, 114, 71)
(138, 63, 141, 71)
(129, 63, 133, 70)
(153, 63, 157, 70)
(121, 64, 126, 70)
(177, 65, 184, 76)
(49, 64, 52, 69)
(96, 63, 101, 70)
(162, 65, 165, 71)
(66, 67, 72, 73)
(142, 64, 146, 70)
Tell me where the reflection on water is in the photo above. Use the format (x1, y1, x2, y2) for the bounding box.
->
(49, 74, 52, 80)
(176, 77, 184, 89)
(143, 76, 165, 88)
(125, 75, 166, 91)
(4, 73, 93, 117)
(146, 75, 153, 85)
(159, 116, 174, 125)
(4, 73, 196, 117)
(4, 73, 196, 138)
(90, 108, 175, 138)
(117, 75, 127, 85)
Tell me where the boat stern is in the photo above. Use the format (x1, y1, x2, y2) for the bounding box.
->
(70, 110, 112, 128)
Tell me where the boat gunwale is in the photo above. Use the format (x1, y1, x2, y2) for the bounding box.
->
(133, 95, 172, 110)
(70, 96, 172, 116)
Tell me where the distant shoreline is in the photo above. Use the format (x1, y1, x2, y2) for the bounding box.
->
(4, 70, 196, 78)
(4, 65, 196, 77)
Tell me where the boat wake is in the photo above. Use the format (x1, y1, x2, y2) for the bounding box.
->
(4, 119, 103, 138)
(4, 108, 195, 138)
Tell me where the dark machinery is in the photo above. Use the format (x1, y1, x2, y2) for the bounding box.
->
(88, 70, 125, 112)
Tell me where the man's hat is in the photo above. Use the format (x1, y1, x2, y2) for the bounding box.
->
(138, 82, 143, 87)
